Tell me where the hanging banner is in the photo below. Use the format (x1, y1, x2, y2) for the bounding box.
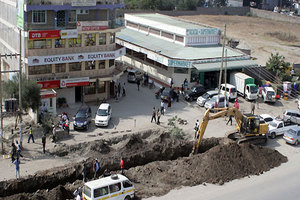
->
(61, 29, 78, 39)
(77, 21, 108, 31)
(60, 77, 90, 88)
(37, 80, 60, 89)
(16, 0, 24, 29)
(29, 30, 61, 40)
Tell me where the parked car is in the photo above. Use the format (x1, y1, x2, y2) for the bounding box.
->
(73, 106, 92, 130)
(268, 119, 297, 139)
(196, 90, 218, 107)
(127, 69, 142, 83)
(204, 94, 229, 111)
(161, 88, 178, 102)
(261, 86, 276, 103)
(220, 83, 237, 101)
(95, 103, 112, 127)
(283, 109, 300, 125)
(283, 126, 300, 145)
(259, 114, 275, 125)
(184, 85, 206, 101)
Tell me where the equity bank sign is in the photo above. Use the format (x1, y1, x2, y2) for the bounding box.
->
(27, 48, 125, 66)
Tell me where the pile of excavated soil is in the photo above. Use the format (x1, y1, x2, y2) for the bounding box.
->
(126, 142, 287, 198)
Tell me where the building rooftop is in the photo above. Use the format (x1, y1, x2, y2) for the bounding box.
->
(117, 28, 244, 60)
(128, 13, 209, 30)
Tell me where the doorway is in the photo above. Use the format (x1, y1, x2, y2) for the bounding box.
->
(204, 71, 219, 90)
(75, 86, 82, 102)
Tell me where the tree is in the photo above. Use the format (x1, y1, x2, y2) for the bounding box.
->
(3, 74, 41, 112)
(265, 53, 290, 81)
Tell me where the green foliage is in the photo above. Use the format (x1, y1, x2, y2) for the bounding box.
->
(168, 115, 186, 139)
(3, 74, 41, 111)
(125, 0, 201, 10)
(40, 112, 59, 134)
(266, 53, 290, 81)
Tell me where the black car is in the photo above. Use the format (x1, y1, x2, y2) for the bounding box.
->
(184, 85, 206, 101)
(73, 106, 92, 130)
(161, 88, 178, 102)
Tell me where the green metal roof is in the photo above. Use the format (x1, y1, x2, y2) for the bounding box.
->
(128, 13, 207, 30)
(193, 60, 258, 72)
(117, 28, 244, 60)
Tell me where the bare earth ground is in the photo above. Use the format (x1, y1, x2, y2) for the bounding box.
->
(178, 15, 300, 65)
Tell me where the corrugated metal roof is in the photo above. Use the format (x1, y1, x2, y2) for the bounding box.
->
(193, 60, 258, 72)
(116, 28, 243, 60)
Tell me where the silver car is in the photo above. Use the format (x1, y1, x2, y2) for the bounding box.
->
(283, 109, 300, 125)
(196, 90, 218, 107)
(283, 127, 300, 145)
(204, 94, 229, 111)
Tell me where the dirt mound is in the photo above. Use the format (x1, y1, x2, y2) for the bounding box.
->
(126, 143, 287, 198)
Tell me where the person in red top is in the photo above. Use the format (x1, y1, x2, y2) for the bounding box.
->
(234, 99, 239, 110)
(120, 157, 124, 175)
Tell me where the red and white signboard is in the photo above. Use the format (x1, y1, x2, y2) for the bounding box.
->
(77, 21, 108, 31)
(60, 77, 90, 88)
(37, 80, 60, 89)
(29, 30, 61, 40)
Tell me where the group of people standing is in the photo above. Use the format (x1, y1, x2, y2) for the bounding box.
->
(115, 82, 126, 100)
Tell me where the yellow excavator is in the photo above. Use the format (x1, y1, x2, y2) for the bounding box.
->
(191, 107, 269, 154)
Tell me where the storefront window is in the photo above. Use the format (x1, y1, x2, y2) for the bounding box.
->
(55, 39, 66, 48)
(55, 64, 66, 73)
(174, 67, 188, 74)
(110, 33, 115, 44)
(28, 39, 52, 49)
(109, 60, 114, 68)
(97, 81, 106, 93)
(28, 65, 52, 75)
(86, 61, 95, 70)
(84, 33, 96, 46)
(69, 63, 81, 71)
(191, 68, 200, 83)
(85, 82, 96, 95)
(99, 60, 105, 69)
(69, 35, 82, 47)
(99, 33, 106, 45)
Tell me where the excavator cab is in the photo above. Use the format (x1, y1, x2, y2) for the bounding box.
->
(240, 114, 260, 135)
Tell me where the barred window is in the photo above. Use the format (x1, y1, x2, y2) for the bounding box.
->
(68, 10, 76, 23)
(28, 65, 52, 75)
(99, 33, 106, 45)
(85, 82, 96, 95)
(97, 81, 106, 93)
(99, 60, 105, 69)
(32, 11, 46, 24)
(69, 35, 82, 47)
(55, 64, 66, 73)
(69, 63, 81, 72)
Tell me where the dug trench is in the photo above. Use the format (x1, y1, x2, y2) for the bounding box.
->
(0, 129, 287, 199)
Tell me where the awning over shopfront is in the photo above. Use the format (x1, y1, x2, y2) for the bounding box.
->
(193, 60, 258, 72)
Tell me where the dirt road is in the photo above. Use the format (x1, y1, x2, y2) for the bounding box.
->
(178, 15, 300, 65)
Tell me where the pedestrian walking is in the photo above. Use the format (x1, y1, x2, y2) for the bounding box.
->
(137, 79, 140, 91)
(151, 107, 156, 123)
(11, 142, 17, 162)
(118, 83, 121, 98)
(120, 157, 124, 175)
(27, 125, 35, 143)
(42, 134, 46, 154)
(234, 99, 239, 110)
(82, 162, 87, 182)
(176, 90, 179, 102)
(13, 159, 20, 179)
(52, 125, 56, 143)
(226, 115, 233, 126)
(181, 84, 184, 93)
(93, 158, 100, 179)
(194, 120, 200, 138)
(184, 78, 188, 91)
(251, 101, 255, 115)
(170, 78, 174, 88)
(157, 109, 161, 125)
(160, 101, 165, 115)
(168, 96, 171, 107)
(122, 83, 126, 96)
(15, 140, 23, 160)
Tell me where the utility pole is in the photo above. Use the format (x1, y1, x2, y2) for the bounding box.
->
(18, 28, 23, 146)
(224, 49, 228, 107)
(218, 24, 227, 97)
(0, 56, 3, 153)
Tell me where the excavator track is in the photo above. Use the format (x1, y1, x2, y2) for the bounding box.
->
(226, 131, 267, 146)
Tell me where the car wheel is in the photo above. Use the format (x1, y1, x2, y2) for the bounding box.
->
(271, 132, 276, 139)
(295, 140, 299, 146)
(124, 196, 131, 200)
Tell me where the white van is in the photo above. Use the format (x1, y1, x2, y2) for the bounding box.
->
(95, 103, 112, 127)
(220, 84, 237, 101)
(261, 86, 276, 103)
(82, 174, 135, 200)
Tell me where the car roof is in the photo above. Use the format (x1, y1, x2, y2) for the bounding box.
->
(127, 69, 137, 73)
(206, 90, 218, 94)
(259, 114, 273, 119)
(77, 106, 90, 112)
(211, 94, 226, 98)
(264, 87, 275, 91)
(288, 126, 300, 132)
(85, 174, 128, 189)
(99, 103, 110, 109)
(284, 109, 300, 114)
(221, 83, 235, 88)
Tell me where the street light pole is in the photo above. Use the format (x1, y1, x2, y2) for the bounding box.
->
(218, 24, 227, 96)
(18, 28, 23, 146)
(0, 56, 3, 153)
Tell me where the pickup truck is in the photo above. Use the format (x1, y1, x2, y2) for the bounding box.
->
(268, 119, 298, 139)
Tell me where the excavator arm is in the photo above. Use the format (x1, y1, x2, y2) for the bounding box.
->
(191, 107, 242, 154)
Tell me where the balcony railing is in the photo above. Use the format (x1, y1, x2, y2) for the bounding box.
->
(27, 0, 124, 5)
(26, 44, 117, 57)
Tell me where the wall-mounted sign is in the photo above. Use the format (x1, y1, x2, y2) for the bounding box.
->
(168, 59, 192, 68)
(77, 21, 108, 31)
(186, 28, 220, 36)
(60, 77, 90, 88)
(72, 0, 96, 6)
(28, 47, 125, 66)
(61, 29, 78, 39)
(37, 80, 60, 89)
(29, 30, 60, 40)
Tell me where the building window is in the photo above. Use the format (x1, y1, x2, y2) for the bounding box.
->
(84, 33, 96, 46)
(97, 81, 106, 93)
(86, 61, 95, 70)
(68, 10, 76, 23)
(85, 82, 96, 95)
(175, 35, 184, 42)
(149, 28, 160, 35)
(139, 25, 148, 32)
(110, 33, 115, 44)
(99, 60, 105, 69)
(55, 39, 66, 48)
(126, 21, 138, 29)
(28, 65, 52, 75)
(69, 35, 82, 47)
(162, 31, 173, 39)
(32, 11, 46, 24)
(69, 63, 81, 72)
(174, 67, 188, 74)
(77, 9, 89, 15)
(28, 39, 52, 49)
(109, 60, 114, 68)
(55, 64, 66, 73)
(99, 33, 106, 45)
